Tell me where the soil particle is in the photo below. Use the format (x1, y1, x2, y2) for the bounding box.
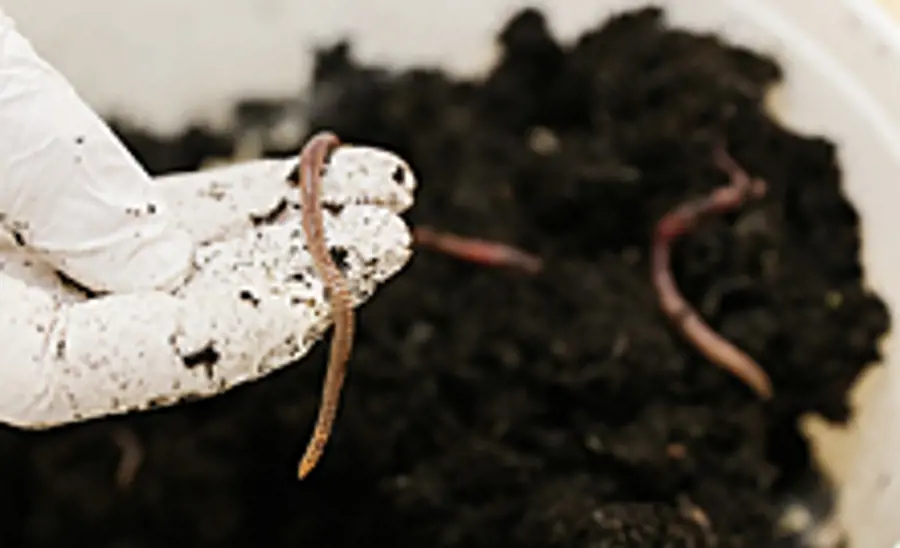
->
(0, 7, 889, 547)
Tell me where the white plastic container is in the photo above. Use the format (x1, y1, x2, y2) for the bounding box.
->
(3, 0, 899, 545)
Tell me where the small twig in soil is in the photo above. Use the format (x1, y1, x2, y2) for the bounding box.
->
(112, 427, 143, 490)
(651, 145, 773, 399)
(295, 131, 356, 479)
(413, 226, 543, 274)
(678, 496, 716, 543)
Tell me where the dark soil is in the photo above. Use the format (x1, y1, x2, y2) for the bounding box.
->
(0, 7, 890, 547)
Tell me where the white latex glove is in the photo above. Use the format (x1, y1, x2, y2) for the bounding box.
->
(0, 9, 417, 428)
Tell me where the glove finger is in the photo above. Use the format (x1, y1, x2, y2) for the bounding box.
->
(151, 145, 417, 246)
(0, 204, 412, 428)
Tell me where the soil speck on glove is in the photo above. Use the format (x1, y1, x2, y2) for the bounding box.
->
(0, 7, 889, 547)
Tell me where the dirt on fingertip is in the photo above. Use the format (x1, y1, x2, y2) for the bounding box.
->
(0, 6, 889, 547)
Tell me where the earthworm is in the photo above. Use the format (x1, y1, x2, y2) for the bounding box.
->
(296, 131, 356, 479)
(413, 226, 543, 273)
(651, 146, 773, 399)
(292, 132, 540, 477)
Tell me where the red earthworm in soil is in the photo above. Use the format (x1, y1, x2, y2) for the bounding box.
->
(413, 226, 543, 274)
(651, 145, 773, 399)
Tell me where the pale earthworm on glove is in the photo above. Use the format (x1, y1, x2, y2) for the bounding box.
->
(293, 131, 357, 480)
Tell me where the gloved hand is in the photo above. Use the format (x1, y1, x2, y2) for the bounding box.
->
(0, 9, 417, 428)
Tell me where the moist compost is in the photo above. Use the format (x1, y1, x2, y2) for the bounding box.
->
(0, 7, 890, 547)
